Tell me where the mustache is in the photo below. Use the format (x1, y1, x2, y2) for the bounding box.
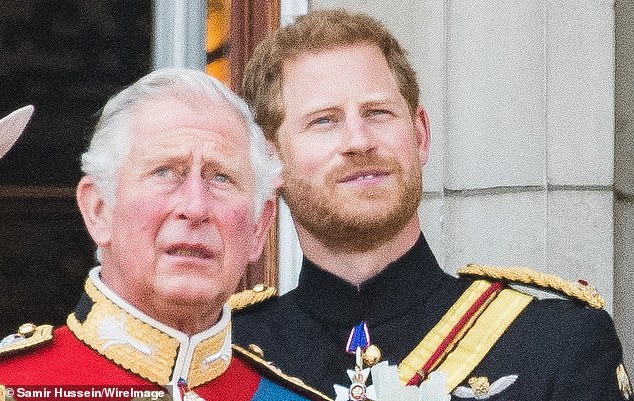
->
(325, 155, 402, 183)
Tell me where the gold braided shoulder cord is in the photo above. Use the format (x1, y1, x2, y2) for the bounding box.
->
(229, 285, 277, 311)
(232, 345, 333, 401)
(458, 264, 605, 309)
(0, 323, 54, 356)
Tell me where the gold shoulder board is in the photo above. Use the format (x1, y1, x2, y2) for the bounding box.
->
(458, 264, 605, 309)
(232, 344, 333, 401)
(0, 323, 54, 358)
(229, 284, 276, 311)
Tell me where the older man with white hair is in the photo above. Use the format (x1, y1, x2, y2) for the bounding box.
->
(0, 69, 330, 401)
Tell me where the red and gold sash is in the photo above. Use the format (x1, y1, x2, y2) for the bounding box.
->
(398, 280, 532, 392)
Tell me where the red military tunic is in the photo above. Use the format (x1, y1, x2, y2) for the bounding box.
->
(0, 268, 330, 401)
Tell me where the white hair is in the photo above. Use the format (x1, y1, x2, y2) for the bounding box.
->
(81, 68, 281, 218)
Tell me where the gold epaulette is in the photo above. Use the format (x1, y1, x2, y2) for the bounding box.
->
(0, 323, 54, 358)
(229, 284, 276, 311)
(232, 344, 333, 401)
(458, 264, 605, 309)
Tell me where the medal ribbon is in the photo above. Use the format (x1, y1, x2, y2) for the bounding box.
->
(346, 321, 370, 354)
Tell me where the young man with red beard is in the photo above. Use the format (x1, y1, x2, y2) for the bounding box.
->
(232, 9, 631, 401)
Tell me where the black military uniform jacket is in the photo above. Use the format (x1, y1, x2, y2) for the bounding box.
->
(233, 233, 628, 400)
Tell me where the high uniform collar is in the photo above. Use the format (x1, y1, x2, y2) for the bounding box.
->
(293, 233, 445, 327)
(67, 267, 232, 390)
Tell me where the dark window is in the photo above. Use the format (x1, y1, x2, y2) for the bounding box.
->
(0, 0, 152, 335)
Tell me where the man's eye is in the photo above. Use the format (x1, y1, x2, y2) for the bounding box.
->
(154, 167, 173, 177)
(309, 116, 334, 126)
(212, 173, 230, 183)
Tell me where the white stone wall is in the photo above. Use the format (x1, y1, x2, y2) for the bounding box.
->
(275, 0, 631, 366)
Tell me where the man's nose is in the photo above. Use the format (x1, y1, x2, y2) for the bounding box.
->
(174, 173, 210, 225)
(340, 114, 376, 155)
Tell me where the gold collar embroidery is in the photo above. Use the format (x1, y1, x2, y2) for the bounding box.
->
(67, 270, 231, 387)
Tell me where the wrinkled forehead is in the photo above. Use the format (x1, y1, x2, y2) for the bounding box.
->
(135, 96, 247, 136)
(128, 97, 252, 162)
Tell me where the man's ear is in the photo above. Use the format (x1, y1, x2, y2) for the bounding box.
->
(76, 176, 113, 247)
(414, 105, 431, 166)
(248, 197, 277, 263)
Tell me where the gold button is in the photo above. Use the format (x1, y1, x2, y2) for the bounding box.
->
(248, 343, 265, 358)
(362, 344, 382, 366)
(18, 323, 37, 337)
(253, 284, 267, 293)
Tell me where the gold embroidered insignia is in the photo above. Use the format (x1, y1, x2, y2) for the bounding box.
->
(452, 375, 517, 399)
(68, 278, 232, 387)
(617, 363, 633, 400)
(0, 323, 53, 357)
(469, 377, 490, 397)
(229, 284, 276, 311)
(458, 264, 605, 309)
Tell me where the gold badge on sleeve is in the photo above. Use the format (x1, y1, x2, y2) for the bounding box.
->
(617, 363, 633, 400)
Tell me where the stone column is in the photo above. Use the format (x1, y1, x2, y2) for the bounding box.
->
(615, 0, 634, 372)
